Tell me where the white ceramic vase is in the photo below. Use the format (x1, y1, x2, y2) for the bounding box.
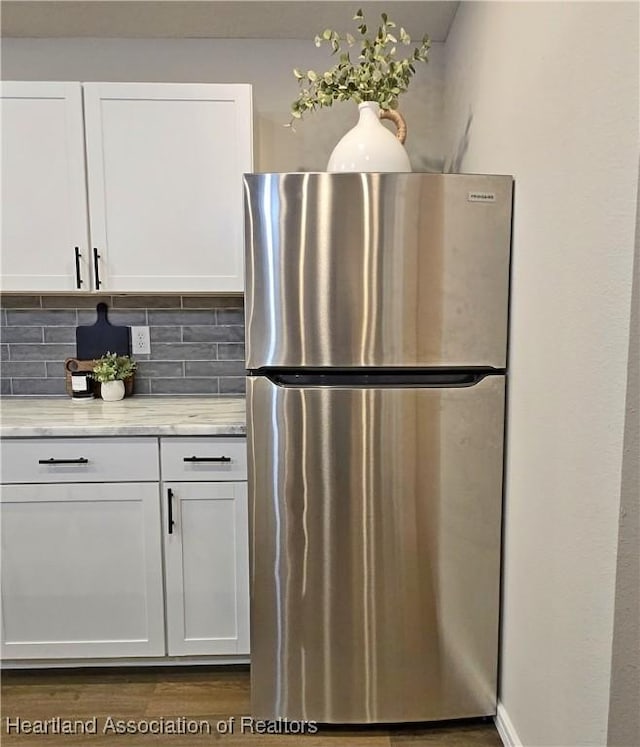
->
(101, 380, 125, 402)
(327, 101, 412, 173)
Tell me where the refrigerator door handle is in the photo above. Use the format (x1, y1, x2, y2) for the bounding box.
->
(259, 370, 500, 388)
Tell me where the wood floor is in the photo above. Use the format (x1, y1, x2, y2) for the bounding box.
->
(1, 667, 502, 746)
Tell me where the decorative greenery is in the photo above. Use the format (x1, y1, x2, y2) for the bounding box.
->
(289, 8, 430, 126)
(92, 353, 137, 383)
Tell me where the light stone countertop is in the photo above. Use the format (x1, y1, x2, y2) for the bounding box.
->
(0, 397, 246, 438)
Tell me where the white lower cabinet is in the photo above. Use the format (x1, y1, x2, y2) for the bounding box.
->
(0, 482, 165, 660)
(163, 482, 250, 656)
(0, 435, 249, 664)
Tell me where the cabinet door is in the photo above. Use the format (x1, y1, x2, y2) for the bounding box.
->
(1, 483, 165, 659)
(0, 82, 90, 292)
(163, 482, 249, 655)
(83, 83, 253, 293)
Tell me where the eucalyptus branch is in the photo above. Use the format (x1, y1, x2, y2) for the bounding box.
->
(288, 9, 430, 128)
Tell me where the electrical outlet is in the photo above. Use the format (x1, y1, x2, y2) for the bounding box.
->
(131, 326, 151, 355)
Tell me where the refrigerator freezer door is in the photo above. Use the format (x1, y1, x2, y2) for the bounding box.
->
(244, 173, 512, 370)
(247, 374, 506, 723)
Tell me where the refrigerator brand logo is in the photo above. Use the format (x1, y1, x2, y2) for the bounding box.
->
(468, 192, 496, 203)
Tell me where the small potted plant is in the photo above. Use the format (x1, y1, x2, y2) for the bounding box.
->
(92, 353, 137, 402)
(289, 9, 430, 171)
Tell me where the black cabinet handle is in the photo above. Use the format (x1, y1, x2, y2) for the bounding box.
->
(93, 247, 102, 289)
(38, 457, 89, 465)
(167, 488, 175, 535)
(183, 456, 232, 463)
(74, 247, 83, 289)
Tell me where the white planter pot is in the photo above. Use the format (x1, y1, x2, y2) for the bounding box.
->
(327, 101, 412, 173)
(101, 380, 125, 402)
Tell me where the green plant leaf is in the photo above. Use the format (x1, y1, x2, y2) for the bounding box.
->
(288, 9, 430, 126)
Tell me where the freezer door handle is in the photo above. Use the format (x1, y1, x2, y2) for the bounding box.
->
(261, 370, 498, 388)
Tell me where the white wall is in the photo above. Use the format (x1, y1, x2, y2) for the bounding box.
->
(444, 3, 639, 746)
(1, 37, 445, 172)
(608, 168, 639, 747)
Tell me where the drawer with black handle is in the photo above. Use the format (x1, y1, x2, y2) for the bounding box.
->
(160, 437, 247, 482)
(1, 438, 159, 483)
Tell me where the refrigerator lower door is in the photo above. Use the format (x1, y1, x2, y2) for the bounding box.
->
(247, 374, 506, 724)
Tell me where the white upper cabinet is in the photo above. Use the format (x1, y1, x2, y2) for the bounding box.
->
(83, 83, 253, 293)
(1, 82, 253, 293)
(0, 82, 90, 291)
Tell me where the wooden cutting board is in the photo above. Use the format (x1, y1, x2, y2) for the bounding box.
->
(76, 303, 131, 360)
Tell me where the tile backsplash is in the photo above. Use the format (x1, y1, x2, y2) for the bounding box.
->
(0, 295, 245, 397)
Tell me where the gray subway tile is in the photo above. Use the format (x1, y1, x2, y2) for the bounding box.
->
(0, 295, 41, 309)
(148, 309, 216, 326)
(1, 293, 251, 396)
(131, 352, 151, 362)
(182, 295, 244, 309)
(186, 360, 245, 377)
(151, 343, 217, 361)
(77, 308, 146, 326)
(9, 343, 76, 361)
(150, 378, 219, 395)
(1, 326, 43, 343)
(217, 343, 245, 360)
(109, 309, 147, 326)
(0, 309, 5, 326)
(46, 361, 64, 379)
(1, 344, 9, 360)
(216, 308, 244, 325)
(216, 360, 246, 376)
(130, 378, 151, 395)
(46, 361, 68, 377)
(2, 361, 46, 378)
(219, 377, 246, 394)
(11, 378, 67, 396)
(6, 309, 76, 326)
(1, 378, 11, 395)
(112, 295, 182, 309)
(136, 361, 185, 378)
(149, 326, 182, 343)
(40, 295, 112, 309)
(183, 325, 244, 343)
(184, 361, 217, 377)
(44, 326, 76, 343)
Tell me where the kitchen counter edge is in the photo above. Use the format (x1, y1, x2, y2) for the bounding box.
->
(0, 397, 247, 438)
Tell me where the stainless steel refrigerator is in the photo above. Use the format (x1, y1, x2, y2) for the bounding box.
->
(243, 172, 513, 724)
